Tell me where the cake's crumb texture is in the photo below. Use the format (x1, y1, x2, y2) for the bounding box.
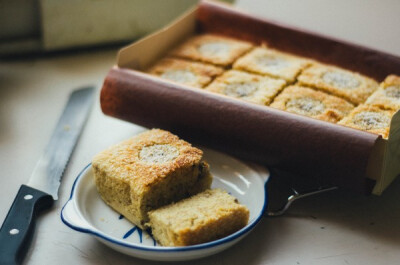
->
(205, 70, 286, 105)
(270, 85, 354, 123)
(139, 144, 179, 164)
(147, 58, 223, 88)
(148, 189, 249, 246)
(297, 64, 379, 104)
(233, 47, 311, 82)
(338, 105, 395, 138)
(170, 34, 253, 66)
(366, 75, 400, 110)
(92, 129, 212, 229)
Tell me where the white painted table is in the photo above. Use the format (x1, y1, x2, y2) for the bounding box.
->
(1, 1, 400, 264)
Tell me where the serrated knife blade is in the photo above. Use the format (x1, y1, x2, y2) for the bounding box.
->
(0, 86, 95, 265)
(27, 87, 94, 200)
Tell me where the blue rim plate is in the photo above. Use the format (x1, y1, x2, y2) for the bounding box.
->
(61, 148, 269, 261)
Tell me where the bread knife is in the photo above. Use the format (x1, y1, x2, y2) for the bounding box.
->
(0, 87, 95, 265)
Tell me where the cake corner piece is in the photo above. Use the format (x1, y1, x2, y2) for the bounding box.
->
(338, 105, 395, 138)
(366, 74, 400, 110)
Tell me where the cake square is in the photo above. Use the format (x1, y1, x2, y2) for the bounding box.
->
(233, 47, 311, 83)
(170, 34, 253, 66)
(297, 64, 379, 104)
(205, 70, 286, 105)
(148, 189, 249, 246)
(92, 129, 213, 229)
(147, 58, 223, 88)
(270, 85, 354, 123)
(366, 75, 400, 110)
(338, 105, 395, 138)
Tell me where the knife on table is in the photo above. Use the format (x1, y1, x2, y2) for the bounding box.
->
(0, 87, 95, 265)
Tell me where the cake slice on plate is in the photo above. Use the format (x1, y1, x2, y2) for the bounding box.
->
(148, 189, 249, 246)
(92, 129, 212, 229)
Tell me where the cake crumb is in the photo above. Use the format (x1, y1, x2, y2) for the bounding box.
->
(139, 144, 179, 164)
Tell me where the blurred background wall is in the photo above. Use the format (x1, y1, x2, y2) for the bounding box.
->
(236, 0, 400, 56)
(1, 0, 399, 56)
(0, 0, 232, 56)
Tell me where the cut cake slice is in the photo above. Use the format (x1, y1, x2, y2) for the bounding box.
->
(148, 189, 249, 246)
(92, 129, 212, 229)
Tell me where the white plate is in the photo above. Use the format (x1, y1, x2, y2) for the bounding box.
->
(61, 148, 269, 261)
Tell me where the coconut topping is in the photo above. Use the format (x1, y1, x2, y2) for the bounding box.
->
(139, 144, 179, 164)
(353, 111, 390, 130)
(224, 82, 258, 97)
(322, 71, 360, 89)
(286, 97, 325, 116)
(198, 42, 230, 57)
(384, 85, 400, 99)
(161, 69, 196, 84)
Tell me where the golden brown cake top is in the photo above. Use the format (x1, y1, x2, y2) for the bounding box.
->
(205, 70, 286, 105)
(170, 34, 253, 66)
(383, 74, 400, 86)
(92, 129, 203, 188)
(147, 58, 223, 88)
(297, 64, 379, 104)
(270, 85, 354, 123)
(338, 105, 395, 138)
(233, 47, 311, 82)
(366, 74, 400, 110)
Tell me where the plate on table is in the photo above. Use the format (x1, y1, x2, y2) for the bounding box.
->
(61, 148, 269, 261)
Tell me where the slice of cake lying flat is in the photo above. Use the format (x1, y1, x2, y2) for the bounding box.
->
(297, 64, 378, 105)
(270, 85, 354, 123)
(233, 47, 311, 83)
(170, 34, 253, 67)
(148, 189, 250, 246)
(338, 105, 395, 138)
(147, 58, 223, 88)
(366, 75, 400, 110)
(92, 129, 212, 229)
(205, 70, 286, 105)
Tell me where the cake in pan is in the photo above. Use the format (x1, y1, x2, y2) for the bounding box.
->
(145, 32, 396, 137)
(233, 47, 311, 83)
(148, 189, 249, 246)
(147, 58, 223, 88)
(170, 34, 253, 67)
(338, 105, 395, 138)
(270, 85, 354, 123)
(366, 75, 400, 110)
(205, 70, 286, 105)
(92, 129, 212, 229)
(297, 64, 379, 105)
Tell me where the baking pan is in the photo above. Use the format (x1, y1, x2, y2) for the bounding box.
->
(100, 1, 400, 195)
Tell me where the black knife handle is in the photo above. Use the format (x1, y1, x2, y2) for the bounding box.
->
(0, 185, 54, 265)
